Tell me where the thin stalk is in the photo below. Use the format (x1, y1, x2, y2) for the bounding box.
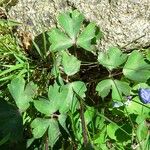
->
(42, 31, 47, 59)
(79, 99, 88, 146)
(73, 90, 89, 147)
(45, 132, 49, 150)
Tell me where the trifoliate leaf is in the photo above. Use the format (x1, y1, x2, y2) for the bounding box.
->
(98, 47, 127, 71)
(31, 118, 61, 148)
(8, 77, 37, 112)
(48, 28, 73, 52)
(77, 23, 96, 52)
(58, 10, 84, 41)
(62, 51, 81, 76)
(96, 79, 112, 98)
(123, 50, 150, 82)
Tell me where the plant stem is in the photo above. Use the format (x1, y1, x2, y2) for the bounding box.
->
(45, 132, 49, 150)
(74, 90, 89, 147)
(79, 99, 88, 147)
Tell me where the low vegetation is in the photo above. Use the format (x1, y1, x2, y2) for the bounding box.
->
(0, 10, 150, 150)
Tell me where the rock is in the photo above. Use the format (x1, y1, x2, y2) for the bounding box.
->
(8, 0, 71, 36)
(8, 0, 150, 51)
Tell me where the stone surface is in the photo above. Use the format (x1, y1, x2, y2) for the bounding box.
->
(8, 0, 150, 51)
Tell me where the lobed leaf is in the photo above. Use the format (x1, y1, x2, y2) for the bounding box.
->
(107, 123, 119, 140)
(34, 98, 57, 116)
(123, 50, 150, 82)
(111, 80, 131, 101)
(77, 23, 96, 52)
(96, 79, 112, 98)
(31, 118, 50, 139)
(98, 47, 127, 71)
(62, 51, 81, 76)
(58, 10, 84, 40)
(8, 77, 37, 112)
(126, 96, 150, 118)
(48, 28, 73, 52)
(96, 79, 130, 101)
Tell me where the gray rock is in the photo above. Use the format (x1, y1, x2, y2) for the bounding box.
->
(8, 0, 71, 36)
(8, 0, 150, 51)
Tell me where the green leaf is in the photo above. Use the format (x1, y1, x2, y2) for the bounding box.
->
(94, 127, 107, 144)
(34, 98, 57, 116)
(96, 79, 130, 101)
(111, 80, 130, 101)
(0, 99, 23, 143)
(48, 118, 60, 148)
(132, 83, 150, 90)
(123, 50, 150, 82)
(31, 118, 61, 148)
(58, 114, 69, 134)
(59, 81, 86, 113)
(84, 106, 95, 125)
(126, 96, 150, 118)
(137, 121, 148, 141)
(24, 81, 37, 99)
(51, 54, 61, 77)
(48, 28, 73, 52)
(8, 77, 37, 112)
(48, 83, 71, 114)
(58, 10, 84, 40)
(48, 83, 68, 113)
(57, 87, 71, 113)
(98, 47, 127, 71)
(77, 23, 96, 52)
(62, 51, 81, 76)
(107, 123, 119, 140)
(70, 81, 87, 98)
(31, 118, 50, 139)
(59, 84, 76, 113)
(96, 79, 112, 98)
(48, 82, 60, 102)
(115, 123, 132, 142)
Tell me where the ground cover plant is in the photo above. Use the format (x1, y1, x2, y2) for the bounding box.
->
(0, 9, 150, 150)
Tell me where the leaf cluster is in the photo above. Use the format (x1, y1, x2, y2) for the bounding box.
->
(0, 10, 150, 149)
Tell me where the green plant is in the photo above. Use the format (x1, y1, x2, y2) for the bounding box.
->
(0, 10, 150, 150)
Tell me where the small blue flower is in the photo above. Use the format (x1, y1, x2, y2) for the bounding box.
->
(138, 88, 150, 104)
